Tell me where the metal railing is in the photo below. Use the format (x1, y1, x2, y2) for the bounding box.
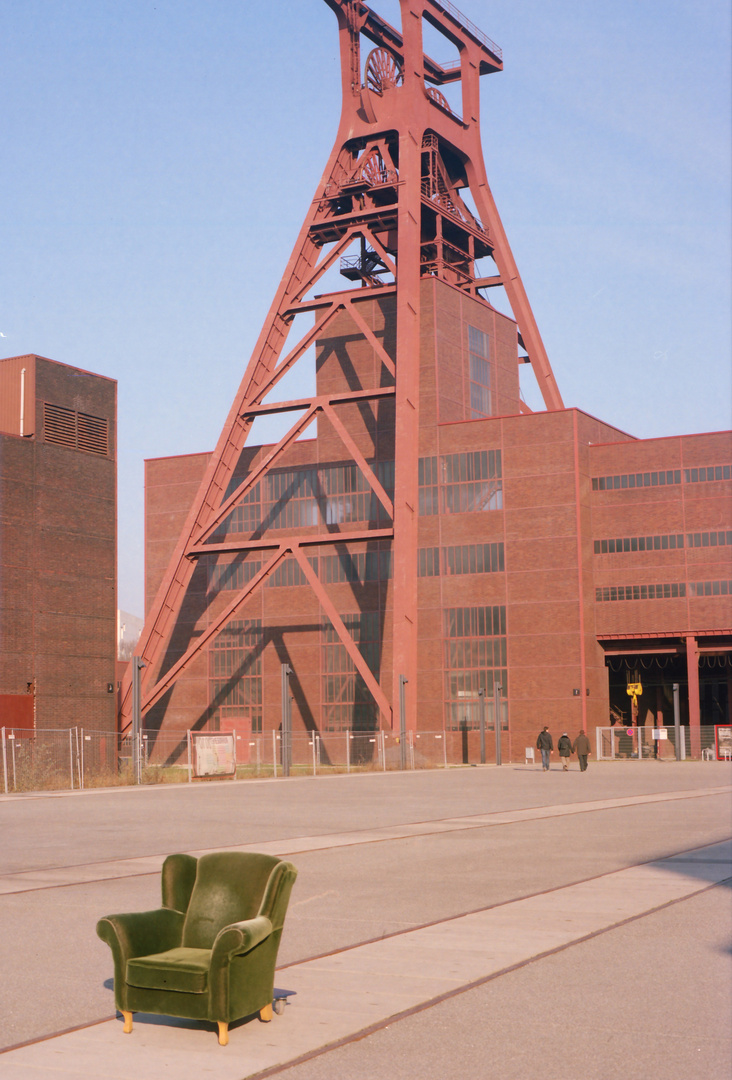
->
(1, 725, 504, 793)
(429, 0, 502, 60)
(3, 724, 728, 794)
(595, 725, 722, 762)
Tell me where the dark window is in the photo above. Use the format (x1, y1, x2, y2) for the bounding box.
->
(209, 558, 262, 593)
(684, 465, 731, 483)
(266, 556, 318, 588)
(441, 543, 504, 575)
(688, 531, 732, 548)
(321, 613, 381, 732)
(593, 533, 684, 555)
(468, 325, 492, 419)
(419, 450, 502, 516)
(443, 606, 507, 731)
(209, 620, 263, 732)
(592, 469, 681, 491)
(689, 580, 731, 597)
(418, 548, 440, 577)
(595, 582, 687, 602)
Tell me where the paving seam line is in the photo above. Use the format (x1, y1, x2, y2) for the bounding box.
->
(2, 785, 730, 896)
(242, 875, 732, 1080)
(2, 845, 729, 1059)
(277, 838, 732, 968)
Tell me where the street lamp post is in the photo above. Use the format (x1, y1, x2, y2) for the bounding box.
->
(493, 682, 502, 766)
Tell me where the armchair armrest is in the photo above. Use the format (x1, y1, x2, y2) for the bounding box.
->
(211, 916, 273, 962)
(97, 908, 185, 962)
(97, 907, 185, 1013)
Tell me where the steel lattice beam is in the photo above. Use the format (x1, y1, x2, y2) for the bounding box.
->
(121, 0, 562, 740)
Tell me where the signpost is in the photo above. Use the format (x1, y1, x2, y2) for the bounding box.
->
(190, 733, 236, 778)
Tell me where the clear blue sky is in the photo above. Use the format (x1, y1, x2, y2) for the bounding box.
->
(2, 0, 730, 616)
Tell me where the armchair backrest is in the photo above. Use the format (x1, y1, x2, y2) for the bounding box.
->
(181, 852, 284, 950)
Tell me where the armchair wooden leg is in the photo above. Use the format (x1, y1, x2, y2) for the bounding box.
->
(259, 1003, 273, 1023)
(217, 1021, 229, 1046)
(122, 1011, 133, 1034)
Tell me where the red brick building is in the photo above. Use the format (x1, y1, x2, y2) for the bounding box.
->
(0, 355, 117, 732)
(145, 279, 732, 758)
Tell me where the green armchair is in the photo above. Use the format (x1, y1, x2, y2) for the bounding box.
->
(96, 851, 297, 1045)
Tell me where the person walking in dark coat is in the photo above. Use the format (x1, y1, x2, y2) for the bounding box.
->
(573, 729, 591, 771)
(557, 732, 573, 771)
(536, 726, 553, 770)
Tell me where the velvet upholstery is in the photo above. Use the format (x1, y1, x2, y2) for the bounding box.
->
(97, 852, 297, 1031)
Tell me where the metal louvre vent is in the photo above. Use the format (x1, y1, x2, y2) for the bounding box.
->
(43, 403, 76, 448)
(43, 402, 109, 456)
(77, 411, 108, 455)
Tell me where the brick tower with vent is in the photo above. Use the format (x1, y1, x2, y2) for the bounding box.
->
(0, 354, 117, 731)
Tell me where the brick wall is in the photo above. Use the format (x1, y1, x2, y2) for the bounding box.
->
(0, 356, 117, 732)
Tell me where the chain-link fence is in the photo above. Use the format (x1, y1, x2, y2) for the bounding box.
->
(1, 727, 120, 793)
(595, 725, 724, 761)
(2, 723, 728, 793)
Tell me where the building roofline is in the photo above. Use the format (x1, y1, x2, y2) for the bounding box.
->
(0, 353, 117, 385)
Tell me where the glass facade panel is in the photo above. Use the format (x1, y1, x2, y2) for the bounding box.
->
(592, 470, 681, 491)
(593, 534, 684, 555)
(216, 462, 394, 535)
(468, 324, 492, 419)
(419, 450, 502, 516)
(595, 583, 686, 602)
(443, 606, 507, 731)
(684, 465, 731, 483)
(209, 620, 263, 732)
(687, 531, 732, 548)
(321, 613, 381, 732)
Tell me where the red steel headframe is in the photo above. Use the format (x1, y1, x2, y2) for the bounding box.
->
(120, 0, 562, 735)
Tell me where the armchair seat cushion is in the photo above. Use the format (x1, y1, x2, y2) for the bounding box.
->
(126, 947, 211, 994)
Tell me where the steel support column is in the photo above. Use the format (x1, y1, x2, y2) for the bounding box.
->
(686, 634, 701, 757)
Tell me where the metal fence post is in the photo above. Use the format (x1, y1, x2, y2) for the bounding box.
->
(381, 730, 386, 771)
(312, 736, 317, 777)
(80, 728, 85, 790)
(2, 728, 7, 794)
(442, 730, 447, 769)
(69, 728, 74, 789)
(478, 688, 486, 764)
(187, 730, 192, 783)
(272, 730, 277, 778)
(75, 727, 82, 789)
(346, 731, 350, 773)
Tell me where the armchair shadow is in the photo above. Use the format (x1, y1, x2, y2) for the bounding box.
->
(97, 851, 297, 1045)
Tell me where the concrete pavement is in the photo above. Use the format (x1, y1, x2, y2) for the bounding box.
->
(0, 762, 730, 1079)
